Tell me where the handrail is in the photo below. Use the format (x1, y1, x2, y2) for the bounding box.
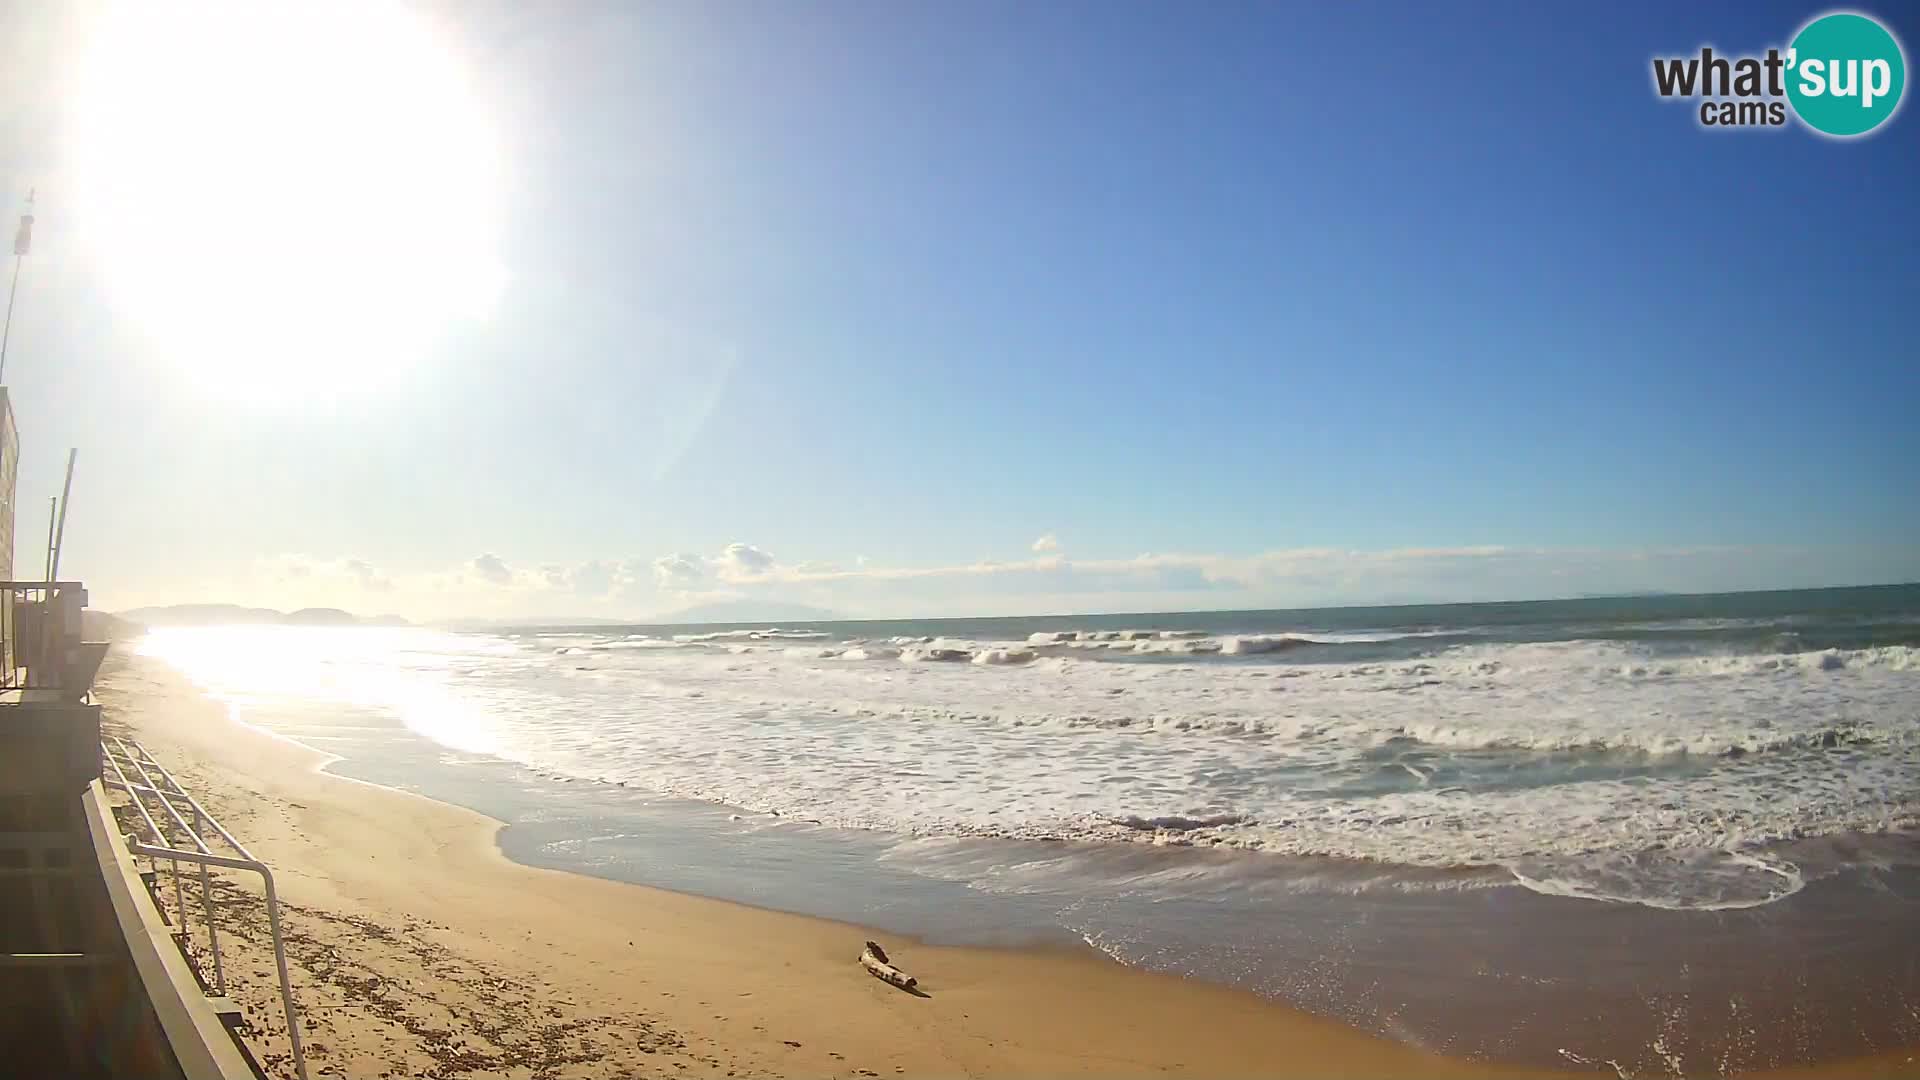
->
(123, 843, 307, 1080)
(116, 740, 262, 862)
(102, 738, 309, 1080)
(106, 736, 226, 994)
(100, 744, 192, 941)
(83, 782, 259, 1080)
(0, 579, 96, 696)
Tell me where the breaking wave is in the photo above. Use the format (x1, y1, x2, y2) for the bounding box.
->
(142, 610, 1920, 912)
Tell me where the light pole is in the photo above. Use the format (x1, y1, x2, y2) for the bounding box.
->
(0, 188, 35, 384)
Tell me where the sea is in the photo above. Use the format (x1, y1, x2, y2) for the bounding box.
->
(139, 584, 1920, 1076)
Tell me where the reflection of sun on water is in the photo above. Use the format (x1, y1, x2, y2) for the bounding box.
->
(68, 1, 506, 401)
(141, 626, 505, 756)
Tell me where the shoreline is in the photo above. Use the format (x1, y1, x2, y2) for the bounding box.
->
(96, 652, 1571, 1078)
(96, 651, 1919, 1078)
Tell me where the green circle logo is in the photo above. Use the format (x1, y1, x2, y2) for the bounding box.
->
(1786, 12, 1907, 137)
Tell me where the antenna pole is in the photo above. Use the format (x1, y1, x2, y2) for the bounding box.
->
(48, 448, 75, 583)
(0, 254, 22, 384)
(42, 497, 56, 582)
(0, 189, 33, 384)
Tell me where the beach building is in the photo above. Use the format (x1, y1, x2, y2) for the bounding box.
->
(0, 381, 288, 1077)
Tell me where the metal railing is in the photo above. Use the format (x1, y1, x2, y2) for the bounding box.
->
(1, 580, 105, 699)
(100, 736, 309, 1080)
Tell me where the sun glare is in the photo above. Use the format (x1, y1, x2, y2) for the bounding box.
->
(68, 1, 506, 400)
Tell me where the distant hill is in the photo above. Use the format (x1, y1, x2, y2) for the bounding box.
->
(282, 607, 362, 625)
(650, 599, 843, 625)
(444, 601, 845, 634)
(82, 610, 147, 641)
(440, 614, 634, 631)
(118, 604, 283, 625)
(116, 604, 412, 628)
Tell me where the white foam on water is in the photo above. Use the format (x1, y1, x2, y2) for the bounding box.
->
(1508, 850, 1806, 911)
(839, 645, 899, 661)
(971, 647, 1038, 666)
(1024, 627, 1456, 647)
(672, 628, 832, 643)
(782, 645, 844, 660)
(1557, 1048, 1636, 1079)
(1219, 634, 1314, 654)
(140, 627, 1920, 911)
(584, 638, 685, 650)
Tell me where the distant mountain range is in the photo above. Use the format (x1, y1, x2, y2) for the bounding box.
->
(445, 600, 845, 632)
(650, 599, 843, 625)
(104, 599, 845, 636)
(81, 610, 149, 641)
(439, 614, 635, 631)
(114, 604, 413, 628)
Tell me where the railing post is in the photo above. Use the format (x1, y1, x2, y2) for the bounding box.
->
(193, 803, 225, 996)
(108, 735, 310, 1080)
(170, 849, 187, 948)
(258, 867, 308, 1080)
(128, 843, 310, 1080)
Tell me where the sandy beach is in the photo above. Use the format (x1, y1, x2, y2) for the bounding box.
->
(95, 651, 1919, 1080)
(94, 652, 1547, 1079)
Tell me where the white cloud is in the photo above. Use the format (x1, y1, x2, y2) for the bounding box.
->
(342, 558, 394, 593)
(1031, 533, 1059, 554)
(714, 541, 776, 580)
(746, 550, 1242, 595)
(653, 542, 1890, 613)
(120, 540, 1920, 626)
(257, 553, 394, 594)
(651, 552, 705, 588)
(472, 553, 513, 585)
(567, 559, 621, 596)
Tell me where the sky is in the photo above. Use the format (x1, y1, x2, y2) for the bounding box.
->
(0, 0, 1914, 622)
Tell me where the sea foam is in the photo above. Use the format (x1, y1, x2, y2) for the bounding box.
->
(140, 625, 1920, 911)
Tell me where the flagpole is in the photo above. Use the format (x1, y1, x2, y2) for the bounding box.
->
(48, 448, 75, 584)
(0, 188, 34, 385)
(0, 247, 22, 385)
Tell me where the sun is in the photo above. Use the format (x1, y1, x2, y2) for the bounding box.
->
(67, 1, 506, 401)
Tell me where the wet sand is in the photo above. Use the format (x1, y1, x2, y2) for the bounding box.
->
(96, 652, 1920, 1079)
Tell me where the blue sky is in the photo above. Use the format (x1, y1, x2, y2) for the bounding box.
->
(0, 0, 1915, 619)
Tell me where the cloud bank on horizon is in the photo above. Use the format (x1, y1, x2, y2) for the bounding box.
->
(107, 539, 1920, 622)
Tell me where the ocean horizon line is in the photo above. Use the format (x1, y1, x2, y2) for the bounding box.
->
(472, 578, 1920, 633)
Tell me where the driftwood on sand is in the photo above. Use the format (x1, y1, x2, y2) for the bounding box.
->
(859, 941, 917, 991)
